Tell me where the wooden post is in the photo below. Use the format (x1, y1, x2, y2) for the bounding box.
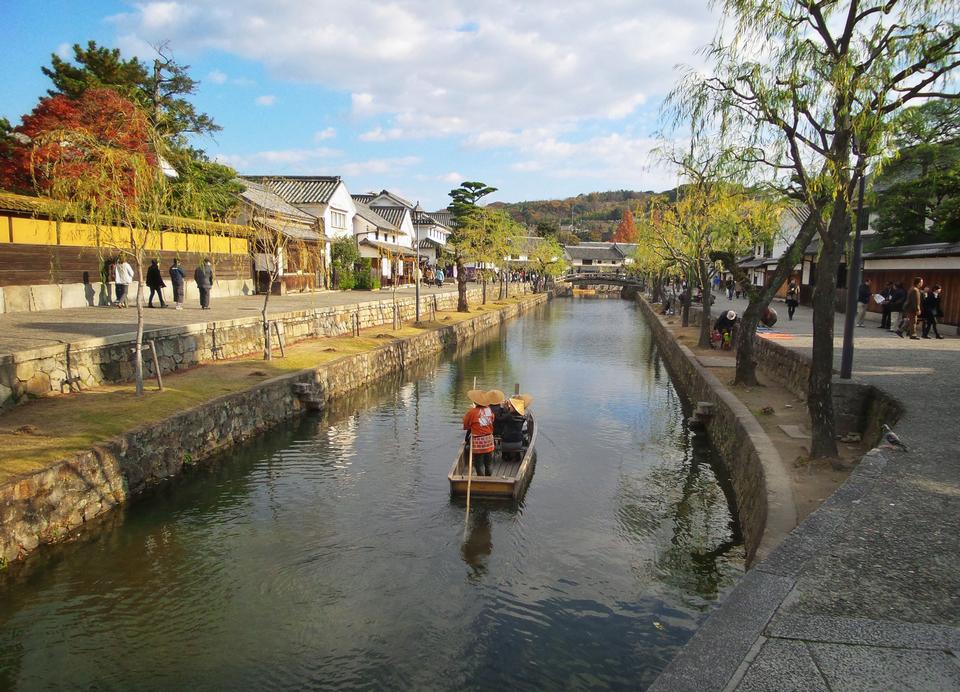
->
(393, 303, 399, 330)
(148, 340, 163, 391)
(272, 321, 286, 358)
(514, 382, 520, 396)
(464, 375, 477, 536)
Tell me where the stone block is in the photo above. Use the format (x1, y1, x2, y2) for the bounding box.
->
(735, 639, 828, 691)
(24, 372, 52, 396)
(28, 284, 62, 312)
(3, 285, 31, 313)
(808, 642, 960, 691)
(60, 282, 100, 308)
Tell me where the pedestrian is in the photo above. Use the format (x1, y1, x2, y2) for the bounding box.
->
(194, 258, 214, 310)
(734, 281, 742, 300)
(169, 258, 185, 310)
(879, 282, 894, 329)
(921, 284, 944, 339)
(896, 276, 923, 340)
(888, 282, 906, 332)
(785, 280, 800, 320)
(113, 256, 134, 308)
(726, 277, 734, 300)
(146, 259, 167, 308)
(856, 278, 871, 327)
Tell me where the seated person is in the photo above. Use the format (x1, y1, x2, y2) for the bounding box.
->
(488, 389, 507, 436)
(498, 398, 528, 456)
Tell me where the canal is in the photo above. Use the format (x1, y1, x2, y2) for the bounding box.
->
(0, 297, 743, 690)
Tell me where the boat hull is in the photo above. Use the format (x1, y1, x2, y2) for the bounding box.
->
(448, 415, 537, 500)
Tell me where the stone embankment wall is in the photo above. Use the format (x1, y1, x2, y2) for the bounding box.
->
(636, 297, 796, 566)
(1, 286, 524, 408)
(0, 292, 549, 565)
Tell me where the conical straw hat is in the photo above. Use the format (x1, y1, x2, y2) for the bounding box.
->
(509, 397, 525, 415)
(467, 389, 489, 406)
(487, 389, 506, 406)
(518, 393, 533, 408)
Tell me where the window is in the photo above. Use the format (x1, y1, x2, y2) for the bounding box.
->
(331, 210, 346, 229)
(375, 231, 379, 240)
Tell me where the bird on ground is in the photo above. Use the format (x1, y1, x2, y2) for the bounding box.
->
(881, 424, 908, 452)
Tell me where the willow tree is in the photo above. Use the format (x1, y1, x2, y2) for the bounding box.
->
(671, 0, 960, 458)
(28, 89, 181, 394)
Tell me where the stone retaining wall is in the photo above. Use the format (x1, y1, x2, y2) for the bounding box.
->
(636, 297, 796, 566)
(1, 285, 528, 408)
(0, 292, 549, 565)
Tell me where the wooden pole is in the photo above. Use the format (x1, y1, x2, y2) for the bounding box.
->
(149, 340, 163, 391)
(272, 321, 286, 358)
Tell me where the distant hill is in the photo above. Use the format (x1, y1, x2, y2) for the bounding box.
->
(489, 189, 667, 241)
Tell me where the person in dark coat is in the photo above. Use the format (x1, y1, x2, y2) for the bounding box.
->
(878, 282, 894, 329)
(888, 283, 906, 332)
(855, 278, 871, 327)
(145, 259, 166, 308)
(785, 281, 800, 320)
(921, 285, 944, 339)
(169, 258, 186, 310)
(897, 276, 923, 339)
(194, 258, 214, 310)
(713, 310, 739, 349)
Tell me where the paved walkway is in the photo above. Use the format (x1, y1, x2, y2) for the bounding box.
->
(652, 296, 960, 690)
(0, 284, 462, 356)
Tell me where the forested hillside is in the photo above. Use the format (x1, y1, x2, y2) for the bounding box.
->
(490, 189, 663, 240)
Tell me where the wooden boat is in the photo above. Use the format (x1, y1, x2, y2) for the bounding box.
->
(448, 415, 537, 500)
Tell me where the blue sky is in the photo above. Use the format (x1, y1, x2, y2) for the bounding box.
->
(1, 1, 718, 210)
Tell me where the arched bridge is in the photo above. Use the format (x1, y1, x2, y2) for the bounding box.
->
(559, 272, 644, 288)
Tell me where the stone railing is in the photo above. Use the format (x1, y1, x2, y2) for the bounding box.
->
(1, 285, 530, 408)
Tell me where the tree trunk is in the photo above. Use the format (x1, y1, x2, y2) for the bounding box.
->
(698, 259, 712, 348)
(456, 259, 468, 312)
(134, 256, 145, 395)
(481, 273, 487, 305)
(808, 211, 846, 460)
(651, 275, 662, 303)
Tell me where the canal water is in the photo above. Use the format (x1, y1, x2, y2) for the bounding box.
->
(0, 298, 743, 690)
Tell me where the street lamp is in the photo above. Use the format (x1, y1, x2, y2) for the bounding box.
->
(414, 202, 422, 324)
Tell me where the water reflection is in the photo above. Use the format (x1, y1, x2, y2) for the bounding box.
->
(0, 298, 743, 691)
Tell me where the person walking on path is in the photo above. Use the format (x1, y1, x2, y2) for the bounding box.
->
(856, 278, 871, 327)
(726, 278, 734, 300)
(113, 256, 134, 308)
(146, 259, 166, 308)
(786, 281, 800, 320)
(879, 281, 894, 329)
(897, 276, 923, 339)
(194, 258, 214, 310)
(921, 285, 944, 339)
(888, 282, 906, 332)
(169, 258, 185, 310)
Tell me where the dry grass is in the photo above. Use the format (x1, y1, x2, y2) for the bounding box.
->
(0, 296, 530, 482)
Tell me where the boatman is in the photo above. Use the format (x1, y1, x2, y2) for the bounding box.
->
(464, 390, 496, 476)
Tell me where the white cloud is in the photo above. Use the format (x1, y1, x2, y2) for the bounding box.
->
(313, 127, 337, 141)
(441, 172, 463, 183)
(207, 69, 228, 84)
(341, 156, 422, 176)
(56, 43, 72, 59)
(215, 146, 340, 171)
(358, 126, 405, 142)
(255, 94, 276, 106)
(112, 0, 716, 138)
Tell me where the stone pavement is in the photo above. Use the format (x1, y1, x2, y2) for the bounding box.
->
(0, 284, 461, 356)
(651, 295, 960, 691)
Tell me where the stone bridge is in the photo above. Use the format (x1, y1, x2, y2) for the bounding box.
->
(558, 272, 644, 293)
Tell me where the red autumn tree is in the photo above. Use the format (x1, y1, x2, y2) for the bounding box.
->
(0, 88, 154, 198)
(611, 208, 637, 243)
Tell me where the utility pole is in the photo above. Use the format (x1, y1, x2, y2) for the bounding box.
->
(414, 202, 422, 324)
(840, 174, 867, 379)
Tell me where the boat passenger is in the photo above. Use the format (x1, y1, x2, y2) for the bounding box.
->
(488, 389, 506, 435)
(464, 390, 496, 476)
(499, 397, 528, 461)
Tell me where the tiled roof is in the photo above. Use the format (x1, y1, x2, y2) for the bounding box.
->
(239, 180, 317, 223)
(412, 210, 451, 232)
(359, 238, 418, 257)
(371, 205, 408, 229)
(370, 189, 413, 208)
(563, 244, 623, 261)
(353, 200, 400, 232)
(865, 242, 960, 259)
(352, 193, 375, 204)
(241, 176, 342, 204)
(429, 209, 453, 226)
(260, 218, 322, 242)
